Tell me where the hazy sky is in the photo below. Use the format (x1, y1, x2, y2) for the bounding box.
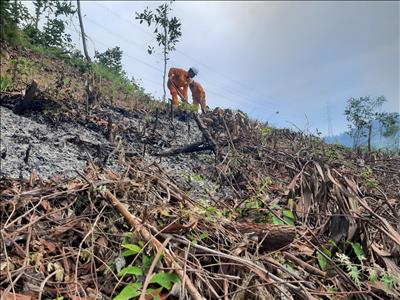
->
(26, 1, 399, 135)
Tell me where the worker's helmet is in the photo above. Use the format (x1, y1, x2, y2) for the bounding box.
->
(188, 67, 198, 77)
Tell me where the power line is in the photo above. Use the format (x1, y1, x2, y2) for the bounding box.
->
(70, 7, 282, 116)
(75, 15, 256, 106)
(70, 17, 163, 89)
(89, 2, 279, 108)
(84, 16, 164, 73)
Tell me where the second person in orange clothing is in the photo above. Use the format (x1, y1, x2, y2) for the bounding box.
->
(167, 67, 198, 107)
(189, 80, 207, 113)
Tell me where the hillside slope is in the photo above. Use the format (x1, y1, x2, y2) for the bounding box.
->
(1, 44, 400, 299)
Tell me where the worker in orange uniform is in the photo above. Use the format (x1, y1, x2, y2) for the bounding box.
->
(167, 67, 198, 107)
(189, 80, 207, 113)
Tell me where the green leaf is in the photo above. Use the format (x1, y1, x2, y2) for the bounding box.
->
(122, 250, 139, 257)
(283, 210, 294, 219)
(143, 254, 154, 271)
(349, 242, 366, 261)
(113, 283, 142, 300)
(283, 210, 295, 225)
(150, 272, 180, 290)
(118, 266, 143, 277)
(317, 247, 331, 270)
(317, 251, 328, 270)
(121, 243, 142, 257)
(272, 215, 284, 225)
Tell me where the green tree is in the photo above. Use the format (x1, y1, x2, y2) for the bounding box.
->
(24, 0, 76, 48)
(94, 46, 125, 77)
(0, 0, 30, 42)
(344, 96, 399, 151)
(135, 2, 182, 102)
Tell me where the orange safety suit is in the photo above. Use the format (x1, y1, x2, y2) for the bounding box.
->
(167, 67, 191, 107)
(189, 80, 207, 113)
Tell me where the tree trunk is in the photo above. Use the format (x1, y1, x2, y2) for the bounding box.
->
(163, 25, 167, 103)
(77, 0, 91, 63)
(34, 7, 40, 29)
(14, 80, 38, 114)
(367, 123, 372, 152)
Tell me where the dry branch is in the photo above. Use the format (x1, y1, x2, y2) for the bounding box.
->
(104, 190, 204, 300)
(192, 113, 219, 155)
(155, 140, 212, 157)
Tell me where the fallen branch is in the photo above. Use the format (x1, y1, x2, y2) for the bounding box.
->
(155, 140, 212, 157)
(192, 113, 219, 155)
(283, 252, 326, 277)
(104, 190, 204, 300)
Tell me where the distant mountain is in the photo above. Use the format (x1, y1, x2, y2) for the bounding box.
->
(324, 120, 400, 150)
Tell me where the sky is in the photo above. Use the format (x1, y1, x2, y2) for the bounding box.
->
(25, 1, 399, 136)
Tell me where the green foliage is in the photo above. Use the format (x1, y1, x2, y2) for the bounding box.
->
(244, 177, 272, 209)
(337, 252, 362, 286)
(0, 75, 13, 92)
(241, 178, 297, 226)
(360, 167, 378, 190)
(187, 231, 209, 245)
(381, 272, 400, 291)
(282, 209, 295, 225)
(0, 0, 30, 42)
(260, 126, 273, 145)
(68, 50, 90, 73)
(376, 112, 400, 137)
(142, 254, 154, 271)
(135, 3, 182, 54)
(1, 0, 75, 49)
(95, 46, 125, 77)
(317, 246, 331, 270)
(326, 147, 344, 163)
(114, 237, 180, 300)
(10, 57, 38, 78)
(185, 171, 205, 185)
(41, 18, 72, 48)
(93, 64, 134, 94)
(261, 127, 272, 138)
(345, 96, 400, 150)
(150, 272, 180, 290)
(136, 1, 182, 101)
(180, 101, 198, 113)
(118, 266, 143, 277)
(29, 0, 75, 49)
(335, 250, 400, 291)
(121, 243, 142, 257)
(113, 283, 142, 300)
(348, 242, 366, 261)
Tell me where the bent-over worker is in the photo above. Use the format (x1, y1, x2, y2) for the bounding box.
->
(167, 67, 198, 107)
(189, 80, 207, 113)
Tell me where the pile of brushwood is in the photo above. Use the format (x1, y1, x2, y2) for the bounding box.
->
(1, 48, 400, 300)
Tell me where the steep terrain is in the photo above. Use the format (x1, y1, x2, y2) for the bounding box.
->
(1, 44, 400, 299)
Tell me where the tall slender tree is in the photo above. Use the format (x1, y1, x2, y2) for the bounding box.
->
(76, 0, 91, 62)
(135, 2, 182, 102)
